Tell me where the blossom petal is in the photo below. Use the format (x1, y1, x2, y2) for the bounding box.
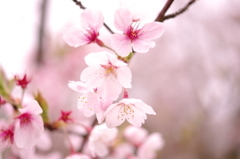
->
(114, 7, 132, 33)
(105, 105, 124, 128)
(87, 93, 101, 113)
(81, 9, 104, 32)
(90, 140, 109, 157)
(126, 106, 146, 127)
(62, 26, 89, 47)
(80, 66, 105, 88)
(84, 52, 109, 66)
(14, 115, 44, 148)
(132, 39, 155, 53)
(20, 100, 42, 115)
(134, 100, 156, 115)
(111, 34, 132, 57)
(140, 22, 164, 40)
(77, 95, 95, 117)
(116, 66, 132, 88)
(97, 74, 122, 100)
(68, 81, 92, 94)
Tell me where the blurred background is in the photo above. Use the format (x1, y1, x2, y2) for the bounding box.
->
(1, 0, 240, 158)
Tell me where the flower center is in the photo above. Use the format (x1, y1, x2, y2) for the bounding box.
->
(101, 61, 118, 77)
(83, 25, 99, 43)
(0, 128, 14, 144)
(117, 104, 135, 121)
(17, 113, 32, 126)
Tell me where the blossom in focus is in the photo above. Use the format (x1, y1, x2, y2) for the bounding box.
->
(123, 125, 148, 146)
(104, 98, 156, 128)
(137, 133, 164, 159)
(111, 7, 164, 57)
(65, 154, 91, 159)
(68, 81, 112, 123)
(14, 73, 31, 89)
(80, 51, 132, 100)
(14, 100, 44, 148)
(62, 9, 104, 47)
(88, 123, 118, 157)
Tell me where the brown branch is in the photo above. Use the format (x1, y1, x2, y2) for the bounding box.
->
(162, 0, 197, 22)
(72, 0, 114, 34)
(36, 0, 48, 65)
(78, 118, 97, 152)
(155, 0, 175, 22)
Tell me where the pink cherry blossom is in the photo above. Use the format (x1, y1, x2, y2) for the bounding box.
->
(111, 7, 164, 57)
(88, 123, 118, 157)
(0, 124, 14, 150)
(68, 81, 112, 122)
(124, 125, 148, 146)
(80, 51, 132, 100)
(104, 98, 156, 128)
(62, 9, 104, 47)
(65, 154, 91, 159)
(14, 100, 44, 148)
(137, 133, 164, 159)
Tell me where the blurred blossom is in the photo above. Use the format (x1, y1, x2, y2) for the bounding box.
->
(123, 125, 148, 146)
(88, 123, 118, 157)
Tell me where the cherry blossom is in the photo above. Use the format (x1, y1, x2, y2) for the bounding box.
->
(111, 7, 164, 57)
(124, 125, 148, 146)
(88, 123, 118, 157)
(137, 133, 164, 159)
(80, 51, 132, 100)
(104, 98, 156, 128)
(62, 9, 104, 47)
(14, 100, 44, 148)
(68, 81, 112, 122)
(0, 124, 14, 150)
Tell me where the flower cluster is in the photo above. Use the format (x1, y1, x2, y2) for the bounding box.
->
(0, 2, 165, 159)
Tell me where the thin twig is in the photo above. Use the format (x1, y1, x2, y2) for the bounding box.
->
(72, 0, 114, 34)
(78, 118, 97, 152)
(163, 0, 197, 22)
(155, 0, 175, 22)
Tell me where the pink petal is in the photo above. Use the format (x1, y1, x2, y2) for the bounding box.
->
(62, 26, 89, 47)
(126, 106, 146, 127)
(105, 104, 124, 128)
(97, 74, 122, 100)
(81, 9, 104, 32)
(111, 34, 132, 57)
(134, 100, 156, 115)
(68, 81, 92, 94)
(86, 93, 101, 113)
(114, 7, 132, 33)
(84, 52, 109, 66)
(80, 66, 105, 88)
(20, 100, 42, 115)
(132, 39, 155, 53)
(90, 140, 109, 157)
(116, 66, 132, 88)
(77, 95, 95, 117)
(14, 115, 44, 148)
(101, 98, 113, 111)
(96, 111, 104, 124)
(140, 22, 164, 40)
